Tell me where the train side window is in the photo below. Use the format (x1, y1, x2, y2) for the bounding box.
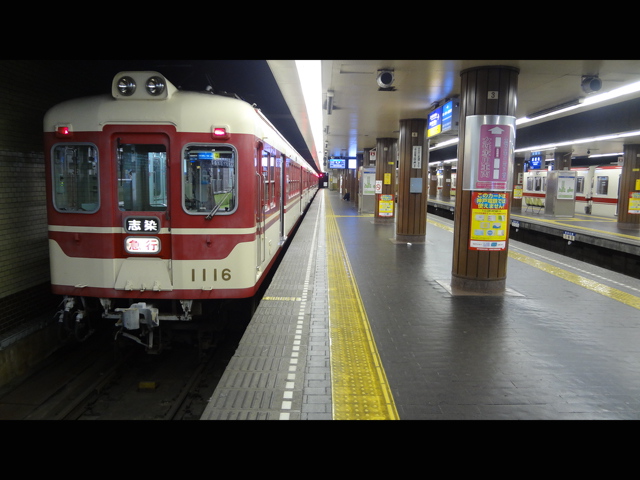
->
(576, 176, 584, 194)
(183, 144, 237, 214)
(596, 175, 609, 195)
(118, 144, 167, 211)
(51, 144, 99, 213)
(526, 177, 533, 191)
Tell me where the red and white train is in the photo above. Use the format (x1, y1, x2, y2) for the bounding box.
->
(523, 164, 621, 216)
(44, 71, 318, 351)
(430, 160, 622, 217)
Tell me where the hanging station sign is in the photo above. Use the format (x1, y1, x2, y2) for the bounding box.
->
(427, 99, 460, 138)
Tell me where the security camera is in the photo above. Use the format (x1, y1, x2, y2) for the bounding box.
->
(377, 70, 395, 90)
(581, 75, 602, 94)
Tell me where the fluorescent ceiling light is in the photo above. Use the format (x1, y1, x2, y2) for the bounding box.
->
(589, 152, 623, 158)
(515, 130, 640, 153)
(295, 60, 324, 168)
(518, 79, 640, 126)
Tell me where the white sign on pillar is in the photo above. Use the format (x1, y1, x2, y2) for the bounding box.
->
(412, 146, 422, 169)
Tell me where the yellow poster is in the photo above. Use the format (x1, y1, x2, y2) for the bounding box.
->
(513, 185, 522, 199)
(469, 192, 509, 251)
(378, 194, 394, 217)
(384, 173, 391, 185)
(629, 192, 640, 214)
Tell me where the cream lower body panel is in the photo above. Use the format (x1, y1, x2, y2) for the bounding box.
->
(49, 239, 261, 293)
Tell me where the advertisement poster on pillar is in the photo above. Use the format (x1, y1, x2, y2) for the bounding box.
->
(462, 115, 516, 192)
(469, 192, 509, 251)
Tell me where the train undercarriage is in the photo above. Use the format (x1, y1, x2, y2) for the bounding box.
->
(56, 295, 254, 355)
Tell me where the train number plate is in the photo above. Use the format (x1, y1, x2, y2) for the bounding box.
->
(125, 237, 160, 254)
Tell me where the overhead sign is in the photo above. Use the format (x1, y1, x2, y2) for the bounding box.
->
(329, 158, 345, 169)
(427, 100, 459, 138)
(528, 152, 543, 170)
(427, 107, 442, 137)
(441, 100, 459, 134)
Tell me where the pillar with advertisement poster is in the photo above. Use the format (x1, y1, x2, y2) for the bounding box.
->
(618, 144, 640, 227)
(451, 66, 519, 294)
(374, 138, 397, 224)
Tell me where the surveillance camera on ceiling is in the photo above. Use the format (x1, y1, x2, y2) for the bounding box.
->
(581, 75, 602, 94)
(377, 70, 395, 90)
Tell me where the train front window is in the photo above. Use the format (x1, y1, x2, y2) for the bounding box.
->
(183, 145, 237, 215)
(117, 144, 167, 211)
(52, 144, 99, 213)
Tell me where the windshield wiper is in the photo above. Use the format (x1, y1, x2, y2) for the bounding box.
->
(205, 191, 232, 220)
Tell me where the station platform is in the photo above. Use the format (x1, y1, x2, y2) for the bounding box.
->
(429, 197, 640, 259)
(201, 189, 640, 420)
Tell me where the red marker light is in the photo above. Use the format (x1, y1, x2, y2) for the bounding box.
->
(55, 125, 72, 138)
(212, 127, 227, 137)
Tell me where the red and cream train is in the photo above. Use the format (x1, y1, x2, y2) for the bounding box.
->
(44, 71, 318, 351)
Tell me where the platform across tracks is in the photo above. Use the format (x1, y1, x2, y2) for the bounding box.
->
(202, 189, 640, 420)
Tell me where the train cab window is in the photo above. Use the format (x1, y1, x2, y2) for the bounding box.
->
(117, 144, 167, 211)
(51, 144, 99, 213)
(183, 145, 237, 215)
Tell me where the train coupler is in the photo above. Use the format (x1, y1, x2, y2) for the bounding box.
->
(112, 302, 161, 352)
(115, 302, 159, 330)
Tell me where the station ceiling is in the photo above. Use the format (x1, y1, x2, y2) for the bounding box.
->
(35, 59, 640, 173)
(268, 60, 640, 171)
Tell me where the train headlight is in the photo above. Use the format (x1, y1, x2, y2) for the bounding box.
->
(116, 76, 136, 96)
(145, 76, 166, 96)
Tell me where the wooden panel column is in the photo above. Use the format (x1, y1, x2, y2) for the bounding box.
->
(451, 65, 519, 293)
(442, 163, 452, 199)
(618, 144, 640, 227)
(374, 138, 397, 224)
(554, 151, 572, 170)
(429, 164, 437, 197)
(396, 119, 428, 242)
(511, 155, 525, 210)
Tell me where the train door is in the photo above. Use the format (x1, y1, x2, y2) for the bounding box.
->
(114, 132, 173, 290)
(256, 149, 267, 268)
(280, 155, 287, 241)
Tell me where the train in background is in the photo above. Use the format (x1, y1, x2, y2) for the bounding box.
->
(430, 160, 622, 217)
(44, 71, 318, 352)
(522, 164, 621, 216)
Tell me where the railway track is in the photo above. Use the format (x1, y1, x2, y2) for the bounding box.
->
(0, 326, 242, 420)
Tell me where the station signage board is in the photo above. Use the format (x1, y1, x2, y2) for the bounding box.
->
(441, 100, 459, 134)
(427, 100, 459, 138)
(427, 107, 442, 137)
(329, 158, 345, 169)
(528, 152, 543, 170)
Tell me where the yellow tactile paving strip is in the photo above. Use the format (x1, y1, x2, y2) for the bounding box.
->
(508, 250, 640, 310)
(325, 201, 399, 420)
(428, 217, 640, 311)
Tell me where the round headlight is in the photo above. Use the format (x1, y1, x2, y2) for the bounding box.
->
(117, 76, 136, 96)
(145, 76, 166, 96)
